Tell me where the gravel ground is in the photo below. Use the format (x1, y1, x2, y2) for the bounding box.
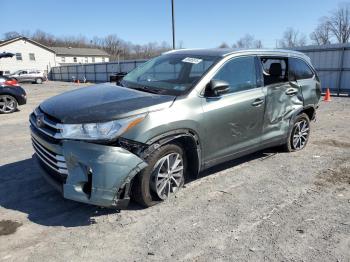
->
(0, 81, 349, 262)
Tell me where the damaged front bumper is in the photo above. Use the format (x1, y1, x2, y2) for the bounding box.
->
(31, 131, 148, 208)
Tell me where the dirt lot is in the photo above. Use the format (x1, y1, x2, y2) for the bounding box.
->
(0, 81, 349, 262)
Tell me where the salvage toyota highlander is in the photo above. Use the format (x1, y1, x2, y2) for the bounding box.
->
(30, 48, 321, 208)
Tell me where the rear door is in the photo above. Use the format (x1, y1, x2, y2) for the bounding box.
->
(259, 57, 303, 142)
(201, 56, 265, 165)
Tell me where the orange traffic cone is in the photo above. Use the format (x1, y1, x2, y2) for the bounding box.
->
(324, 88, 331, 102)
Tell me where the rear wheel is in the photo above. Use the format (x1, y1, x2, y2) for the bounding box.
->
(283, 113, 310, 152)
(0, 95, 18, 114)
(35, 78, 43, 84)
(132, 143, 186, 207)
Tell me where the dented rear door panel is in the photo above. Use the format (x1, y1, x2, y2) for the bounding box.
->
(298, 78, 322, 107)
(261, 82, 303, 142)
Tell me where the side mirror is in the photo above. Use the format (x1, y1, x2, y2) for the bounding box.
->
(205, 79, 230, 97)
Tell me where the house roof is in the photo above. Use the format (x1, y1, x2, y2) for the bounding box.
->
(50, 47, 109, 57)
(0, 36, 55, 53)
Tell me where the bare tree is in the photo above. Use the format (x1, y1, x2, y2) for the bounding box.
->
(218, 42, 229, 48)
(3, 31, 20, 40)
(233, 34, 254, 48)
(177, 40, 184, 49)
(279, 28, 307, 48)
(31, 30, 56, 46)
(328, 3, 350, 43)
(254, 39, 263, 49)
(232, 34, 263, 48)
(310, 18, 332, 45)
(102, 34, 124, 60)
(2, 30, 173, 60)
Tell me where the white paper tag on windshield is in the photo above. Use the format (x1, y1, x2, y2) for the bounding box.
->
(182, 57, 202, 64)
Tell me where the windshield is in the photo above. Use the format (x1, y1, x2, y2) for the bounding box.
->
(122, 54, 220, 95)
(11, 70, 22, 75)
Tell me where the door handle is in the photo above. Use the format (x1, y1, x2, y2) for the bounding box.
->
(286, 88, 298, 96)
(252, 98, 264, 107)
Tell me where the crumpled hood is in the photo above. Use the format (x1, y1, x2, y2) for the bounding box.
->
(40, 83, 175, 123)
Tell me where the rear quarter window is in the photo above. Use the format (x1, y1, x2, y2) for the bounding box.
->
(289, 58, 314, 80)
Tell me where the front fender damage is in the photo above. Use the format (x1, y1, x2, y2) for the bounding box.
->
(62, 140, 148, 208)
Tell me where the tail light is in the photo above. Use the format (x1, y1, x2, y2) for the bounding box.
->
(0, 79, 19, 87)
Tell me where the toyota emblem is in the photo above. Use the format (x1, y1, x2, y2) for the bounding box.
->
(36, 114, 44, 128)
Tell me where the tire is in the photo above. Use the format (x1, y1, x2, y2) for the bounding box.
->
(132, 143, 187, 207)
(0, 95, 18, 114)
(35, 78, 43, 84)
(283, 113, 310, 152)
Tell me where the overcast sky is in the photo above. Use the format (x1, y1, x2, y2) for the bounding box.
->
(1, 0, 345, 48)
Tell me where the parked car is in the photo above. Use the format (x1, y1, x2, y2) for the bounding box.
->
(30, 49, 321, 209)
(9, 69, 46, 84)
(0, 76, 27, 113)
(0, 52, 14, 77)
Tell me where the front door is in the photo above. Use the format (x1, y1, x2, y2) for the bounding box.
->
(201, 56, 265, 166)
(18, 70, 28, 82)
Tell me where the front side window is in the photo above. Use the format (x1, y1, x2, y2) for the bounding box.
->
(16, 53, 22, 61)
(29, 53, 35, 61)
(289, 58, 314, 80)
(123, 54, 219, 95)
(213, 56, 257, 93)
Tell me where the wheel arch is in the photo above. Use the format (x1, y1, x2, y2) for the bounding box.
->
(142, 129, 202, 179)
(291, 105, 316, 123)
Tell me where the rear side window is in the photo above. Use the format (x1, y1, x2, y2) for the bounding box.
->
(213, 56, 257, 93)
(260, 57, 288, 85)
(289, 58, 314, 80)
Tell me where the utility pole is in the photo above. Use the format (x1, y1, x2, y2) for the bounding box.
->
(171, 0, 176, 49)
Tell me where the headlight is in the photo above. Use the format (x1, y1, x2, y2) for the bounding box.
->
(60, 114, 146, 140)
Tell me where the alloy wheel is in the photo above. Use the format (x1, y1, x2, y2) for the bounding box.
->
(0, 95, 17, 113)
(292, 119, 310, 150)
(151, 153, 184, 200)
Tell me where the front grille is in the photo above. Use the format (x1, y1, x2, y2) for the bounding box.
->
(31, 135, 68, 176)
(29, 107, 63, 140)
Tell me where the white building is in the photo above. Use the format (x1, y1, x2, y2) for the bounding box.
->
(0, 37, 56, 74)
(0, 36, 110, 74)
(51, 47, 110, 65)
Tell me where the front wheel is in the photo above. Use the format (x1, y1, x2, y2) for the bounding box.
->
(283, 113, 310, 152)
(132, 143, 186, 207)
(0, 95, 18, 114)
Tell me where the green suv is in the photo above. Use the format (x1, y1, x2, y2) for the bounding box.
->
(30, 49, 321, 208)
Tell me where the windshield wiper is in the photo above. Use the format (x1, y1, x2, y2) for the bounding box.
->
(131, 86, 162, 94)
